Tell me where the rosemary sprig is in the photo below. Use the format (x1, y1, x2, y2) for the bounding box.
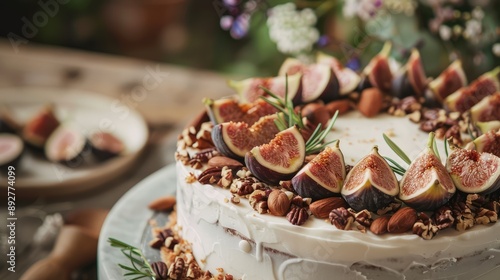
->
(383, 156, 406, 176)
(259, 76, 339, 155)
(108, 237, 155, 280)
(382, 133, 411, 165)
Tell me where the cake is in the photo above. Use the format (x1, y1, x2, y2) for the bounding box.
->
(170, 50, 500, 280)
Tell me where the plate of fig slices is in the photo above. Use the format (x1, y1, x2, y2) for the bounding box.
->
(0, 87, 148, 198)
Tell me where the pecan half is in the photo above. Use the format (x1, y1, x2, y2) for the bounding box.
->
(198, 167, 223, 185)
(452, 201, 474, 231)
(475, 207, 498, 225)
(152, 261, 168, 280)
(413, 212, 439, 240)
(354, 209, 373, 227)
(168, 257, 185, 279)
(434, 206, 455, 230)
(287, 205, 309, 225)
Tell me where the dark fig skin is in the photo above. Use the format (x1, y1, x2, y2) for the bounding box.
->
(245, 152, 298, 185)
(90, 132, 125, 161)
(391, 71, 417, 99)
(356, 76, 372, 93)
(211, 124, 242, 159)
(317, 69, 340, 103)
(292, 172, 338, 201)
(342, 186, 395, 212)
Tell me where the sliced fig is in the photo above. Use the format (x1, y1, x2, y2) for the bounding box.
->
(89, 131, 125, 160)
(468, 129, 500, 157)
(22, 104, 60, 149)
(427, 60, 467, 104)
(0, 106, 21, 134)
(212, 114, 279, 159)
(228, 73, 302, 104)
(204, 97, 277, 125)
(340, 146, 399, 212)
(316, 52, 361, 95)
(297, 64, 340, 103)
(45, 124, 89, 167)
(476, 121, 500, 134)
(446, 142, 500, 194)
(292, 142, 346, 201)
(399, 133, 456, 211)
(391, 67, 415, 99)
(406, 48, 428, 97)
(278, 57, 305, 76)
(0, 134, 24, 168)
(470, 92, 500, 123)
(245, 126, 305, 185)
(362, 41, 393, 92)
(444, 67, 500, 112)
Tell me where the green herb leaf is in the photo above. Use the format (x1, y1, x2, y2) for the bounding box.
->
(108, 238, 155, 280)
(383, 133, 411, 165)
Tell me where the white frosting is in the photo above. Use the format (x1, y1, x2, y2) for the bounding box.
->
(176, 111, 500, 279)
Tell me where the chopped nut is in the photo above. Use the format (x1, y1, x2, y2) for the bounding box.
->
(475, 208, 498, 224)
(186, 262, 202, 279)
(185, 172, 197, 183)
(408, 110, 421, 123)
(452, 202, 474, 231)
(168, 257, 185, 279)
(149, 237, 163, 249)
(434, 206, 455, 230)
(230, 195, 240, 204)
(217, 166, 234, 188)
(376, 202, 401, 216)
(354, 209, 372, 227)
(413, 212, 439, 240)
(329, 207, 354, 230)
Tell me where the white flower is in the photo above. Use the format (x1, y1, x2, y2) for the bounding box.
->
(463, 19, 482, 40)
(343, 0, 382, 21)
(267, 3, 319, 55)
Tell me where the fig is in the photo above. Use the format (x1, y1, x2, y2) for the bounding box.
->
(446, 142, 500, 194)
(316, 52, 361, 95)
(0, 134, 24, 168)
(476, 121, 500, 134)
(391, 49, 428, 99)
(212, 114, 280, 159)
(362, 41, 393, 92)
(470, 92, 500, 123)
(228, 73, 302, 104)
(278, 57, 305, 76)
(444, 67, 500, 112)
(22, 104, 60, 149)
(399, 133, 456, 211)
(204, 97, 277, 125)
(467, 129, 500, 157)
(245, 125, 305, 185)
(427, 60, 467, 104)
(291, 142, 346, 201)
(45, 124, 90, 167)
(406, 48, 428, 97)
(89, 131, 125, 160)
(340, 146, 399, 212)
(0, 106, 21, 134)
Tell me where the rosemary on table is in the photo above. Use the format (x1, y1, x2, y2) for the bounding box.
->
(108, 237, 156, 280)
(259, 75, 339, 155)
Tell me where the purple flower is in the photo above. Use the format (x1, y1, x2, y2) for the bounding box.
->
(346, 57, 362, 71)
(230, 13, 250, 39)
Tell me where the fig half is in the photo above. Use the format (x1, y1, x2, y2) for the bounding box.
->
(446, 142, 500, 194)
(427, 60, 467, 104)
(362, 41, 393, 92)
(22, 104, 60, 149)
(467, 129, 500, 157)
(228, 73, 302, 104)
(245, 125, 305, 185)
(341, 146, 399, 212)
(444, 66, 500, 112)
(212, 114, 280, 159)
(204, 97, 277, 125)
(0, 134, 24, 168)
(0, 107, 21, 134)
(470, 92, 500, 123)
(399, 133, 456, 211)
(89, 131, 125, 160)
(316, 52, 361, 95)
(45, 124, 89, 167)
(292, 142, 346, 201)
(391, 49, 428, 99)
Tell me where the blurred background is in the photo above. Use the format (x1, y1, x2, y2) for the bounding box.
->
(0, 0, 499, 78)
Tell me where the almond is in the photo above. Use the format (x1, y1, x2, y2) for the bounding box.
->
(358, 87, 383, 118)
(325, 99, 353, 116)
(208, 156, 243, 169)
(309, 197, 348, 219)
(148, 195, 176, 211)
(370, 215, 390, 235)
(268, 190, 291, 216)
(387, 207, 417, 233)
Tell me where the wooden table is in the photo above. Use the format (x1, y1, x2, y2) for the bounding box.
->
(0, 39, 235, 279)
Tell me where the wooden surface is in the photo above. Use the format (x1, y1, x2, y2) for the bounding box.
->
(0, 39, 235, 279)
